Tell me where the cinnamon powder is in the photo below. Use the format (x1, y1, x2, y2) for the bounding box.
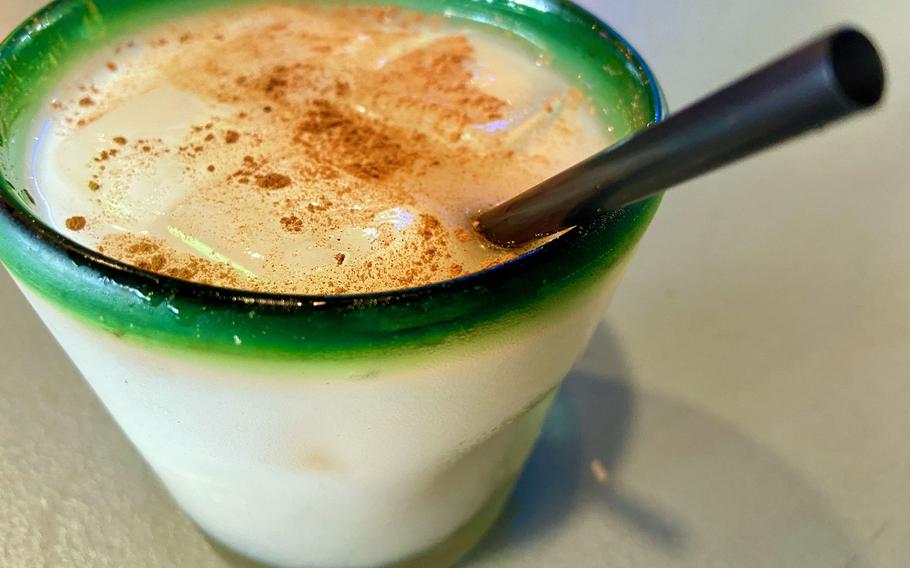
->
(54, 4, 593, 294)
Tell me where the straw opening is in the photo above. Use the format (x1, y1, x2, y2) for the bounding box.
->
(830, 29, 885, 107)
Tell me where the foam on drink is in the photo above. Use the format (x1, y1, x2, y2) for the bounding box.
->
(27, 4, 612, 295)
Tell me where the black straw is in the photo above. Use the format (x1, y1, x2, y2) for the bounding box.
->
(475, 27, 885, 247)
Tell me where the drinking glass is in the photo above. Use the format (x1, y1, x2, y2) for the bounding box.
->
(0, 1, 664, 566)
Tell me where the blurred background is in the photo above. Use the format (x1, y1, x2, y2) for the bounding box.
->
(1, 0, 907, 566)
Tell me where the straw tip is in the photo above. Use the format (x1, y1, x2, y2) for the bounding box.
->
(829, 27, 885, 108)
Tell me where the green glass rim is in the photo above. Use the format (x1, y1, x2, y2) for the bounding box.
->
(0, 0, 666, 358)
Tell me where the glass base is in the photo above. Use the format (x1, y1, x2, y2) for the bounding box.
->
(205, 478, 517, 568)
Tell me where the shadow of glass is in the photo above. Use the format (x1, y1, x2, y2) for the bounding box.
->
(461, 322, 869, 568)
(461, 323, 687, 564)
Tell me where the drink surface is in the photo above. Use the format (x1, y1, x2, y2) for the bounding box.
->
(27, 4, 612, 295)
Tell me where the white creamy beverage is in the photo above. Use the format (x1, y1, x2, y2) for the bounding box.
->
(27, 4, 612, 295)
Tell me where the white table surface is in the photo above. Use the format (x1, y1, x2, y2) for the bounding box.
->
(1, 1, 908, 566)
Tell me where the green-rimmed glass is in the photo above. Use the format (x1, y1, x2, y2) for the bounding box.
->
(0, 1, 665, 566)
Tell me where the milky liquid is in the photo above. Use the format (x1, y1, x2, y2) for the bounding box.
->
(27, 4, 613, 295)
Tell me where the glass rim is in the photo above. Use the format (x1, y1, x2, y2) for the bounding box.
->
(0, 0, 665, 313)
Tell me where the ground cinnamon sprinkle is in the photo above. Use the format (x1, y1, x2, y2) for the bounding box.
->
(57, 4, 596, 294)
(453, 227, 473, 242)
(127, 241, 158, 254)
(280, 215, 303, 232)
(65, 216, 86, 231)
(100, 234, 248, 288)
(364, 35, 507, 138)
(256, 172, 292, 189)
(147, 254, 167, 271)
(294, 99, 418, 181)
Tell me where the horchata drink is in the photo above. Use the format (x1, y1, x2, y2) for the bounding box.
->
(0, 1, 663, 566)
